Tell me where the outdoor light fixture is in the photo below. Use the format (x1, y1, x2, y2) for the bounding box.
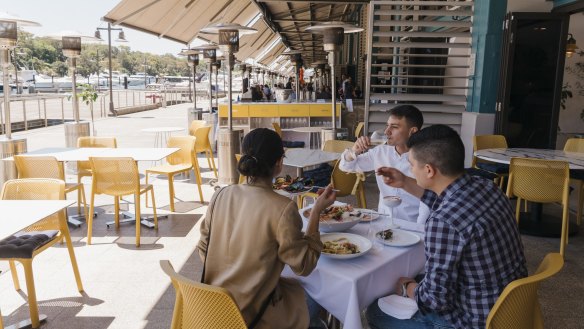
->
(566, 34, 583, 58)
(200, 22, 257, 185)
(192, 44, 219, 115)
(0, 13, 40, 140)
(96, 23, 128, 115)
(179, 49, 201, 117)
(305, 22, 363, 136)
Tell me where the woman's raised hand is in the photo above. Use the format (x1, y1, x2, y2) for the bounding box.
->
(313, 185, 336, 213)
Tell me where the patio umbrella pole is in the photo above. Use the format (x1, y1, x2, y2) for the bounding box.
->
(329, 51, 337, 135)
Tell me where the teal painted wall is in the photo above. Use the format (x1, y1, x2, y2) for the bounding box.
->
(466, 0, 508, 113)
(554, 0, 581, 7)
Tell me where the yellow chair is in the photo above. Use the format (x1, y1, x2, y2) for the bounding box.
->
(160, 260, 247, 329)
(0, 308, 3, 329)
(564, 138, 584, 225)
(0, 178, 83, 328)
(145, 136, 204, 212)
(354, 122, 364, 139)
(14, 155, 88, 220)
(272, 122, 282, 138)
(506, 158, 570, 256)
(188, 120, 207, 136)
(473, 135, 509, 188)
(235, 154, 245, 184)
(76, 137, 118, 203)
(486, 253, 564, 329)
(189, 125, 218, 178)
(322, 140, 355, 153)
(88, 157, 157, 247)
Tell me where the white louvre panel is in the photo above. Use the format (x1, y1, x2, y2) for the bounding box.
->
(370, 93, 466, 102)
(373, 42, 471, 49)
(373, 31, 469, 38)
(364, 0, 474, 135)
(374, 21, 472, 28)
(373, 1, 473, 6)
(375, 9, 473, 17)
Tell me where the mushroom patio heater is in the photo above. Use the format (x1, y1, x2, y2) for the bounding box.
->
(306, 22, 363, 139)
(0, 13, 40, 187)
(179, 49, 201, 122)
(49, 31, 100, 147)
(282, 49, 303, 100)
(200, 22, 257, 185)
(192, 44, 218, 115)
(212, 57, 223, 112)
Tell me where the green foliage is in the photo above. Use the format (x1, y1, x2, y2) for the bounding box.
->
(77, 84, 98, 106)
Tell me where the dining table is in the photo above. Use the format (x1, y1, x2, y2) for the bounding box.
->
(283, 220, 425, 329)
(0, 199, 75, 329)
(283, 127, 326, 149)
(283, 148, 341, 177)
(475, 147, 584, 237)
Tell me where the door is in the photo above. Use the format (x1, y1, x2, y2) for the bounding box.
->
(495, 12, 570, 148)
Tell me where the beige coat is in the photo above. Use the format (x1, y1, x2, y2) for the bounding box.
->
(197, 182, 322, 329)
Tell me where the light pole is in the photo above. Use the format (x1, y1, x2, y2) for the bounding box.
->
(306, 22, 363, 138)
(192, 44, 218, 115)
(200, 22, 257, 184)
(95, 23, 127, 115)
(179, 49, 201, 120)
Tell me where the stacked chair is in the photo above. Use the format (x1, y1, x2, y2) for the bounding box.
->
(189, 120, 218, 178)
(472, 135, 509, 187)
(564, 138, 584, 225)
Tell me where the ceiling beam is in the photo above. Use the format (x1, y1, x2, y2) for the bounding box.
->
(273, 3, 329, 20)
(258, 0, 369, 3)
(274, 18, 356, 23)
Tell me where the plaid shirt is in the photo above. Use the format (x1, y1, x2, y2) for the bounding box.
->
(414, 174, 527, 329)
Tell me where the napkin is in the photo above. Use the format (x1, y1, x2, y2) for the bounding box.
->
(378, 294, 419, 320)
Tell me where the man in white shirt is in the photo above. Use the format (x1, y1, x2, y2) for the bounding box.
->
(339, 105, 430, 230)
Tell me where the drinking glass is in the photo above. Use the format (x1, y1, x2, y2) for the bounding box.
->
(382, 195, 402, 228)
(367, 209, 384, 252)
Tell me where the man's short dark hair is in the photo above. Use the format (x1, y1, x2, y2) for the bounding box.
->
(407, 124, 465, 176)
(389, 105, 424, 129)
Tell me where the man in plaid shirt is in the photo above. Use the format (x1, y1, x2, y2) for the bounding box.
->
(367, 125, 527, 329)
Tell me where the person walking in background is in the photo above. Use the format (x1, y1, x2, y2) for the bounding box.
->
(343, 76, 355, 112)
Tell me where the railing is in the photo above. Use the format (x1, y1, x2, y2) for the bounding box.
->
(0, 88, 194, 133)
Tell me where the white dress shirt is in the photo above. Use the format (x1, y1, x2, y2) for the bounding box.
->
(339, 145, 430, 231)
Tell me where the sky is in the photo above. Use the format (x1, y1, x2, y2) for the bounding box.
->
(1, 0, 187, 55)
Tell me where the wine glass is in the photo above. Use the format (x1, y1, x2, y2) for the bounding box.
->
(382, 195, 402, 228)
(367, 208, 384, 252)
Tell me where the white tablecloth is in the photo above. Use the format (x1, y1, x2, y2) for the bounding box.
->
(283, 222, 425, 329)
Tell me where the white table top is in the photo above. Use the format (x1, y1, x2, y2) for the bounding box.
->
(475, 148, 584, 169)
(4, 147, 180, 162)
(0, 200, 74, 240)
(283, 222, 425, 329)
(141, 127, 184, 133)
(283, 148, 340, 169)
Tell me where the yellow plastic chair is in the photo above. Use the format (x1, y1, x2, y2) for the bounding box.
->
(76, 137, 118, 201)
(486, 253, 564, 329)
(0, 308, 3, 329)
(322, 140, 355, 153)
(160, 260, 247, 329)
(145, 136, 204, 212)
(188, 120, 207, 136)
(189, 125, 218, 178)
(14, 155, 88, 219)
(506, 158, 570, 256)
(272, 122, 282, 138)
(354, 122, 364, 139)
(564, 138, 584, 225)
(473, 135, 509, 188)
(235, 154, 246, 184)
(0, 178, 84, 328)
(88, 157, 157, 247)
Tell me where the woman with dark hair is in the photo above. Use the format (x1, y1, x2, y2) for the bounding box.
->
(197, 128, 335, 329)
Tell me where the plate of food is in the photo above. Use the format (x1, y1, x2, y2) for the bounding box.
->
(273, 175, 314, 195)
(301, 202, 364, 232)
(321, 233, 372, 259)
(375, 229, 421, 247)
(355, 209, 380, 222)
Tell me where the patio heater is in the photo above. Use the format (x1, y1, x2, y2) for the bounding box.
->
(200, 22, 257, 185)
(0, 14, 40, 187)
(282, 50, 303, 101)
(192, 44, 218, 115)
(49, 31, 100, 146)
(212, 57, 222, 112)
(306, 22, 363, 139)
(179, 49, 201, 122)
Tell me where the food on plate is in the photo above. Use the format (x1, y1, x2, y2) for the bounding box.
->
(303, 204, 363, 222)
(376, 229, 394, 240)
(322, 238, 360, 254)
(273, 175, 314, 192)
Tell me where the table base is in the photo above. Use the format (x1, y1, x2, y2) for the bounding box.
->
(105, 212, 168, 229)
(5, 314, 47, 329)
(518, 212, 579, 237)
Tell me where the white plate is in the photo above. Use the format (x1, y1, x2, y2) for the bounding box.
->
(320, 233, 372, 259)
(300, 202, 362, 233)
(354, 209, 380, 222)
(376, 229, 421, 247)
